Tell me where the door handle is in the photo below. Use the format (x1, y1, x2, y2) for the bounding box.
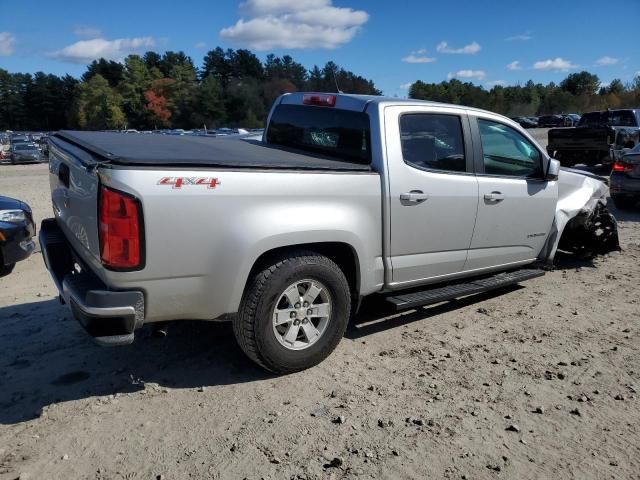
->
(484, 191, 505, 202)
(400, 191, 429, 203)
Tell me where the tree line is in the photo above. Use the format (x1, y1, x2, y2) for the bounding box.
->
(1, 49, 639, 132)
(409, 71, 640, 117)
(0, 48, 380, 131)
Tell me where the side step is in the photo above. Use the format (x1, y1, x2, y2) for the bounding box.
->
(386, 268, 545, 311)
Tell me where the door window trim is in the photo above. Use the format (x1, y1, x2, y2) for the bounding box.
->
(470, 115, 546, 180)
(398, 112, 475, 176)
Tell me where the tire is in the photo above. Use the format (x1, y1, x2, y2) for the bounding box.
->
(0, 263, 15, 277)
(234, 252, 351, 374)
(612, 196, 637, 210)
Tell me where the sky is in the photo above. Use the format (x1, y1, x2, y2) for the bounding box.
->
(0, 0, 638, 97)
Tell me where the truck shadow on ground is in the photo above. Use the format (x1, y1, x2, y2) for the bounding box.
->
(346, 286, 522, 339)
(0, 284, 527, 425)
(0, 298, 268, 425)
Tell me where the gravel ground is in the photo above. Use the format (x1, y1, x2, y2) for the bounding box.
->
(1, 141, 639, 479)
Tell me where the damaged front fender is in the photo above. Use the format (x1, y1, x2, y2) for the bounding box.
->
(540, 168, 620, 262)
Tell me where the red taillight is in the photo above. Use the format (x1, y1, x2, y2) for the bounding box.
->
(612, 161, 632, 173)
(302, 93, 336, 107)
(99, 186, 143, 270)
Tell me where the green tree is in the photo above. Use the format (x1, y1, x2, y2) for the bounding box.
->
(75, 74, 126, 130)
(82, 59, 124, 87)
(560, 71, 600, 96)
(120, 55, 160, 128)
(190, 76, 225, 128)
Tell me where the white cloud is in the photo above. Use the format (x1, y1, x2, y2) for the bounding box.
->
(399, 82, 413, 90)
(241, 0, 330, 15)
(195, 41, 207, 49)
(402, 51, 436, 64)
(221, 0, 369, 50)
(595, 56, 619, 66)
(506, 33, 532, 41)
(448, 70, 486, 80)
(436, 41, 480, 55)
(532, 57, 578, 71)
(507, 60, 522, 71)
(0, 32, 16, 56)
(73, 25, 102, 38)
(486, 80, 507, 87)
(49, 37, 156, 63)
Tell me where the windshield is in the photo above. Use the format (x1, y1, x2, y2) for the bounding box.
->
(578, 110, 638, 127)
(15, 144, 37, 151)
(266, 104, 371, 164)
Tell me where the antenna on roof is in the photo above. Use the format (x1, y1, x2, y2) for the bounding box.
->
(331, 66, 343, 94)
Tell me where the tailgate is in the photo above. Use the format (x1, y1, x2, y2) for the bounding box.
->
(549, 127, 611, 149)
(48, 136, 102, 265)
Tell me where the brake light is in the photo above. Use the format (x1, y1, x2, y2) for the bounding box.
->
(612, 161, 632, 173)
(302, 93, 336, 107)
(99, 186, 143, 270)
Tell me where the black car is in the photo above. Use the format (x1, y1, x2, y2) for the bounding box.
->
(510, 116, 537, 129)
(9, 143, 43, 164)
(537, 115, 565, 128)
(610, 144, 640, 209)
(0, 196, 36, 276)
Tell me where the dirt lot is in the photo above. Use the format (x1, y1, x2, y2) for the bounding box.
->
(1, 142, 639, 479)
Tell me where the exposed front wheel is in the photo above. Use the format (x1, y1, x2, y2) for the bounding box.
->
(234, 252, 351, 374)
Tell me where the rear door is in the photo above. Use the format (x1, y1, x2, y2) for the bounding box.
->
(384, 106, 479, 286)
(465, 114, 557, 271)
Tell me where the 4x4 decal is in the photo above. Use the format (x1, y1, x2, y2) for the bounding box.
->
(158, 177, 221, 189)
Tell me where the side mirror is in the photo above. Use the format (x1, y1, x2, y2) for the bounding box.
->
(546, 158, 560, 181)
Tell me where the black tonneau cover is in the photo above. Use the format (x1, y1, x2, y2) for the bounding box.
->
(52, 131, 371, 171)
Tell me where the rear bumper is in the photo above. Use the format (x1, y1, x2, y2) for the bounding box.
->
(39, 218, 144, 346)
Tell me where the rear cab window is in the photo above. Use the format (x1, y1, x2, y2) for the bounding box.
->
(266, 104, 371, 164)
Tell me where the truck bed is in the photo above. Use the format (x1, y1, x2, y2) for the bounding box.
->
(51, 131, 372, 171)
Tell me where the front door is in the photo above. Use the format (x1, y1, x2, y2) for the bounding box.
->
(385, 106, 479, 286)
(465, 116, 558, 271)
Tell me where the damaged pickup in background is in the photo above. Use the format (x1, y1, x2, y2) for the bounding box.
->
(547, 109, 640, 167)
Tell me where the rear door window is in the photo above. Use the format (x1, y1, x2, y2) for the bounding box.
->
(399, 114, 467, 173)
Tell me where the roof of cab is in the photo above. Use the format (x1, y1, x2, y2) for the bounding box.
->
(278, 91, 508, 119)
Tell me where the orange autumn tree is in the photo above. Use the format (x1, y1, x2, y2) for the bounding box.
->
(144, 78, 174, 127)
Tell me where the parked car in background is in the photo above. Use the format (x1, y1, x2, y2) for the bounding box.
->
(563, 114, 581, 127)
(537, 115, 565, 128)
(9, 143, 43, 164)
(510, 116, 537, 129)
(547, 109, 640, 167)
(0, 195, 36, 277)
(610, 143, 640, 209)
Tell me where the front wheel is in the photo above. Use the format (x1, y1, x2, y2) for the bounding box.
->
(234, 252, 351, 374)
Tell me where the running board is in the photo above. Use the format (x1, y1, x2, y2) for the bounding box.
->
(385, 269, 545, 311)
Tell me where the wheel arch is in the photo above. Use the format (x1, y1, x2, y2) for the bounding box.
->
(244, 242, 361, 303)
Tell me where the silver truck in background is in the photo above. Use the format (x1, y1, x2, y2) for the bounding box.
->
(40, 93, 619, 373)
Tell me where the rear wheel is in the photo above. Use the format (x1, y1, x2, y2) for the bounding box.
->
(612, 195, 637, 210)
(234, 252, 351, 374)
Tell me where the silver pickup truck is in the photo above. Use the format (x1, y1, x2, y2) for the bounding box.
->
(40, 93, 619, 373)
